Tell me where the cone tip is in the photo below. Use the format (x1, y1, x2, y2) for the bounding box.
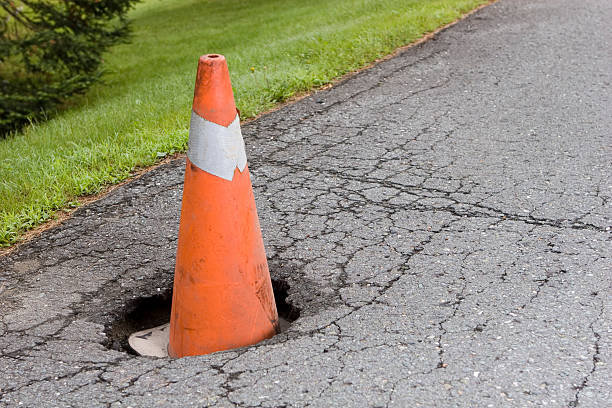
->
(192, 53, 236, 126)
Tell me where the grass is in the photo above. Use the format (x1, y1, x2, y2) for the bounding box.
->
(0, 0, 488, 246)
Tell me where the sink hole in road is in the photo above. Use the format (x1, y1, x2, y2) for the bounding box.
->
(103, 278, 301, 355)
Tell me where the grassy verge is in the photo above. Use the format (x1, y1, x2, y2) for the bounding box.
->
(0, 0, 488, 246)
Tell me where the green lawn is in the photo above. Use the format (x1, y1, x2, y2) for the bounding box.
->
(0, 0, 487, 246)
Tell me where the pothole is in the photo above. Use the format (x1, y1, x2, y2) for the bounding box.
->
(104, 278, 300, 356)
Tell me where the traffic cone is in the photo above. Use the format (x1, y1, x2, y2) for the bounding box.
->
(167, 54, 279, 357)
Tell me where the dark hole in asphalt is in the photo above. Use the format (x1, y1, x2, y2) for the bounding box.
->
(103, 278, 300, 355)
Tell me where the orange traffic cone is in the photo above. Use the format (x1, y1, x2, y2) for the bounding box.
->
(167, 54, 279, 357)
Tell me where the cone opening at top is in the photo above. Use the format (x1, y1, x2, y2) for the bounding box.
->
(199, 54, 225, 64)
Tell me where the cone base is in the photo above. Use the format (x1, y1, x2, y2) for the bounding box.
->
(127, 318, 290, 358)
(128, 323, 170, 358)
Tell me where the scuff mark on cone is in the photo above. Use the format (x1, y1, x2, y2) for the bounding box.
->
(187, 112, 247, 181)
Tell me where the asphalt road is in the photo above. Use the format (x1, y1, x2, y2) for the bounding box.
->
(1, 0, 611, 406)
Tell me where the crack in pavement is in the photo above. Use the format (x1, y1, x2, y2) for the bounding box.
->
(568, 299, 605, 408)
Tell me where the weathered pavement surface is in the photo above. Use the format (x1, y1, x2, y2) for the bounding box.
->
(1, 0, 611, 406)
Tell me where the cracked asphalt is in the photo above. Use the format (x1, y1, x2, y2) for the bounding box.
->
(1, 0, 611, 406)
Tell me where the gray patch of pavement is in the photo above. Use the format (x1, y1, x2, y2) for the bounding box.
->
(1, 0, 611, 406)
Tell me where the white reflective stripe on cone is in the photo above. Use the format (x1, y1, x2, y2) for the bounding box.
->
(187, 112, 247, 181)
